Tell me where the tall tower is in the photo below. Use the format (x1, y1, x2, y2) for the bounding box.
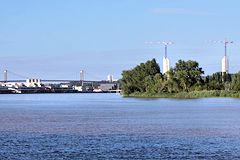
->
(145, 41, 173, 74)
(4, 70, 8, 82)
(162, 42, 173, 74)
(80, 70, 84, 86)
(221, 40, 233, 74)
(163, 57, 170, 74)
(221, 56, 229, 73)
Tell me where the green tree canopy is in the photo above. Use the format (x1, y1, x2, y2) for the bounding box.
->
(121, 59, 161, 95)
(120, 58, 240, 96)
(172, 60, 204, 91)
(231, 72, 240, 91)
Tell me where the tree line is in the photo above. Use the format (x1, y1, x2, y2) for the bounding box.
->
(121, 59, 240, 96)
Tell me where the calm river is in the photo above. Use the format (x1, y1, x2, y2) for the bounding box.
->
(0, 94, 240, 159)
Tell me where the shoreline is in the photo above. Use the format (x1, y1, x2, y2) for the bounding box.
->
(124, 90, 240, 99)
(0, 91, 119, 95)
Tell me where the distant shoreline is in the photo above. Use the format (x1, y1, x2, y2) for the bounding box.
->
(123, 90, 240, 99)
(0, 91, 119, 95)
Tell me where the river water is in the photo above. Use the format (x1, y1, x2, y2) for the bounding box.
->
(0, 94, 240, 159)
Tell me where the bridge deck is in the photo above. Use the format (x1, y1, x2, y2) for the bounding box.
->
(0, 80, 118, 84)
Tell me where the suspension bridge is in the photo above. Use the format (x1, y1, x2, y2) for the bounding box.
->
(0, 70, 118, 84)
(0, 70, 120, 94)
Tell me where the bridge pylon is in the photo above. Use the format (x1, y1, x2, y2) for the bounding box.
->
(4, 70, 8, 82)
(80, 70, 85, 86)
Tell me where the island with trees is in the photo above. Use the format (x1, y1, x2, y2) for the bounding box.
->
(121, 59, 240, 98)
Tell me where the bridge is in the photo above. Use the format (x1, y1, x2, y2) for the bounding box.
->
(0, 70, 120, 94)
(0, 79, 117, 84)
(0, 70, 118, 84)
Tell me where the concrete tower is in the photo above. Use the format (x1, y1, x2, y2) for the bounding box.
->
(80, 70, 85, 86)
(221, 56, 229, 73)
(4, 70, 8, 82)
(163, 57, 170, 74)
(221, 40, 233, 75)
(162, 42, 173, 74)
(145, 41, 173, 74)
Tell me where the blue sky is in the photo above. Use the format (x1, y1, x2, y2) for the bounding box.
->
(0, 0, 240, 80)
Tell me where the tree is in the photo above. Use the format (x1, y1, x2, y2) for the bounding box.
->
(204, 72, 224, 90)
(121, 59, 161, 95)
(231, 72, 240, 91)
(163, 68, 181, 93)
(173, 60, 204, 92)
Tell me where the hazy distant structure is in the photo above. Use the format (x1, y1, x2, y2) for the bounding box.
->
(80, 70, 85, 86)
(25, 79, 41, 87)
(162, 41, 173, 74)
(107, 74, 113, 82)
(4, 70, 8, 82)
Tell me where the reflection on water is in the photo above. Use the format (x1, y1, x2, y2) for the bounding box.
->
(0, 94, 240, 159)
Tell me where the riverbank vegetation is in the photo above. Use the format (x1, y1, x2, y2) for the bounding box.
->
(121, 59, 240, 98)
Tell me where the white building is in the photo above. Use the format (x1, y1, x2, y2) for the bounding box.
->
(2, 82, 19, 88)
(107, 74, 113, 82)
(93, 88, 103, 92)
(74, 86, 83, 91)
(25, 79, 41, 87)
(222, 56, 229, 73)
(60, 84, 72, 88)
(163, 57, 170, 74)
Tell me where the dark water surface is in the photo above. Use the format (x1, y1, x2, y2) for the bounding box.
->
(1, 94, 240, 159)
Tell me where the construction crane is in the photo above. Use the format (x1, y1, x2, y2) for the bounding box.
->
(222, 39, 233, 74)
(211, 39, 233, 74)
(211, 39, 233, 83)
(145, 41, 174, 74)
